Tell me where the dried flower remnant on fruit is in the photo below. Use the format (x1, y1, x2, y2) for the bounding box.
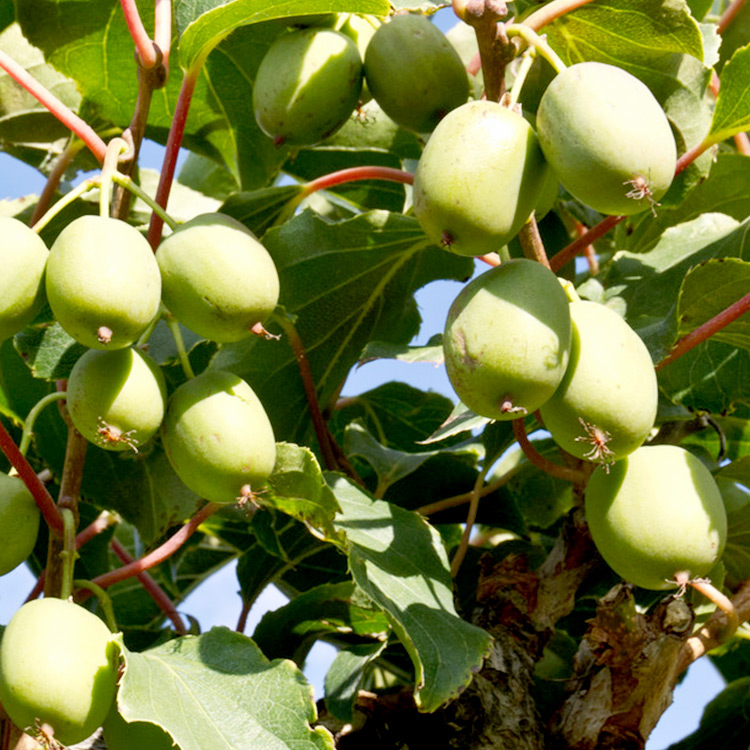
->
(574, 417, 614, 471)
(97, 326, 113, 345)
(624, 174, 660, 217)
(96, 417, 139, 453)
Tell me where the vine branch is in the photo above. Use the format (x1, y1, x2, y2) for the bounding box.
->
(512, 417, 587, 484)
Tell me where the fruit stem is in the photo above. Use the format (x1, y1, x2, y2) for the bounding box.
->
(147, 62, 202, 249)
(73, 579, 119, 631)
(165, 314, 196, 380)
(111, 172, 179, 230)
(58, 508, 77, 600)
(29, 177, 100, 235)
(99, 138, 129, 219)
(30, 137, 83, 227)
(518, 214, 551, 268)
(512, 417, 588, 485)
(274, 311, 339, 471)
(0, 49, 107, 163)
(507, 48, 536, 107)
(18, 391, 68, 456)
(90, 502, 222, 590)
(0, 419, 64, 536)
(655, 290, 750, 371)
(110, 537, 187, 635)
(505, 24, 567, 73)
(523, 0, 598, 31)
(687, 578, 739, 641)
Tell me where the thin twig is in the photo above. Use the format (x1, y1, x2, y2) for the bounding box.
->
(236, 598, 252, 633)
(524, 0, 598, 30)
(518, 214, 551, 268)
(30, 139, 81, 226)
(450, 468, 488, 577)
(90, 502, 221, 590)
(655, 291, 750, 371)
(0, 49, 106, 163)
(718, 0, 748, 34)
(512, 418, 587, 484)
(120, 0, 159, 69)
(110, 537, 188, 635)
(549, 215, 622, 272)
(154, 0, 172, 72)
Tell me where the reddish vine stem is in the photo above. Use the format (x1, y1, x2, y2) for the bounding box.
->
(656, 290, 750, 371)
(236, 598, 252, 633)
(275, 315, 339, 471)
(718, 0, 748, 34)
(0, 50, 106, 163)
(147, 66, 200, 249)
(524, 0, 598, 30)
(120, 0, 159, 69)
(512, 417, 587, 484)
(0, 420, 63, 537)
(450, 470, 486, 577)
(109, 537, 187, 635)
(30, 140, 80, 227)
(154, 0, 172, 72)
(549, 215, 622, 272)
(91, 502, 222, 590)
(301, 166, 414, 195)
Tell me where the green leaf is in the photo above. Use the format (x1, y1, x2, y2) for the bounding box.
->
(677, 258, 750, 350)
(175, 0, 390, 71)
(710, 44, 750, 144)
(252, 581, 390, 662)
(14, 322, 87, 380)
(419, 400, 490, 444)
(358, 339, 444, 366)
(324, 641, 387, 721)
(264, 443, 342, 543)
(220, 185, 305, 238)
(657, 339, 750, 414)
(329, 474, 492, 712)
(603, 212, 743, 361)
(119, 628, 334, 750)
(211, 209, 472, 444)
(665, 677, 750, 750)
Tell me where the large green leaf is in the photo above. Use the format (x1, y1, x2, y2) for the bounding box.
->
(174, 0, 390, 70)
(709, 44, 750, 145)
(211, 209, 472, 444)
(677, 258, 750, 351)
(118, 628, 334, 750)
(328, 474, 492, 712)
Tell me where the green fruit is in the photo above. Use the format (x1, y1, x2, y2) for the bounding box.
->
(0, 218, 48, 343)
(443, 259, 571, 419)
(253, 27, 363, 147)
(585, 445, 727, 590)
(536, 62, 676, 216)
(0, 473, 40, 576)
(157, 213, 280, 343)
(0, 598, 120, 746)
(46, 215, 161, 349)
(338, 14, 381, 103)
(66, 347, 167, 452)
(162, 370, 276, 503)
(413, 101, 551, 256)
(103, 706, 177, 750)
(363, 14, 469, 133)
(539, 301, 658, 467)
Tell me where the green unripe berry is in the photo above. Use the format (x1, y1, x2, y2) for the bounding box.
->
(45, 216, 161, 349)
(162, 370, 276, 503)
(0, 218, 48, 343)
(66, 347, 167, 452)
(156, 213, 279, 343)
(0, 598, 120, 746)
(443, 259, 571, 419)
(253, 28, 363, 147)
(0, 473, 40, 576)
(413, 101, 551, 256)
(585, 445, 727, 590)
(363, 14, 469, 133)
(539, 301, 658, 468)
(536, 62, 676, 216)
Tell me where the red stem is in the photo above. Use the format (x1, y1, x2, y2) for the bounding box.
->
(549, 215, 622, 272)
(90, 502, 221, 590)
(0, 50, 106, 163)
(301, 166, 414, 197)
(147, 67, 200, 249)
(110, 537, 187, 635)
(0, 420, 64, 537)
(120, 0, 159, 69)
(718, 0, 748, 34)
(236, 598, 252, 633)
(512, 418, 586, 484)
(656, 291, 750, 371)
(154, 0, 172, 72)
